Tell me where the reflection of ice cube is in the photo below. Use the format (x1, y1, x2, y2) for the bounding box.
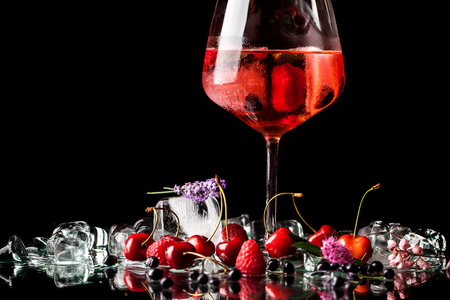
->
(53, 263, 90, 288)
(108, 224, 136, 258)
(153, 197, 222, 244)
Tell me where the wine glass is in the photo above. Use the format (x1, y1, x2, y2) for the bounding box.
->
(202, 0, 345, 236)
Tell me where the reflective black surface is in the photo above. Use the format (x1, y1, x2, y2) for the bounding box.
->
(1, 262, 449, 300)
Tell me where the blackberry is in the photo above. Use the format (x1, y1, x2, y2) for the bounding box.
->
(244, 93, 263, 112)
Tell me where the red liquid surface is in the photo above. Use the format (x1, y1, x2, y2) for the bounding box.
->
(202, 49, 345, 137)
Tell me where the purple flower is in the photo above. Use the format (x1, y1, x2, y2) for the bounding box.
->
(320, 236, 354, 265)
(174, 178, 226, 203)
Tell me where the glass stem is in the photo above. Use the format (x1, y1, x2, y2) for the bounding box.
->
(265, 136, 280, 238)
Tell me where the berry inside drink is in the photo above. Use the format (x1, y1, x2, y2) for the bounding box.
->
(203, 49, 344, 137)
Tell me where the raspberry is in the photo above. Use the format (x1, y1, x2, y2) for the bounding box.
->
(235, 239, 266, 276)
(221, 223, 249, 242)
(146, 238, 175, 266)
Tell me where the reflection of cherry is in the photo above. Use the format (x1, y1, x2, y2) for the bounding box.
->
(123, 268, 147, 293)
(265, 281, 296, 300)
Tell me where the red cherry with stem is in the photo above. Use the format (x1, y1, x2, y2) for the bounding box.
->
(123, 233, 154, 261)
(338, 183, 380, 262)
(216, 236, 245, 266)
(307, 224, 336, 247)
(164, 241, 197, 269)
(265, 227, 297, 258)
(186, 235, 215, 257)
(338, 234, 373, 262)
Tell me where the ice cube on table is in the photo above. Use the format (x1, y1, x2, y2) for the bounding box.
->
(389, 223, 412, 243)
(0, 235, 29, 263)
(26, 237, 48, 266)
(358, 221, 394, 266)
(54, 236, 90, 264)
(404, 228, 447, 270)
(153, 196, 222, 244)
(108, 223, 136, 258)
(133, 217, 154, 235)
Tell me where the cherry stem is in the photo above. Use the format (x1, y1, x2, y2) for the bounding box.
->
(353, 183, 380, 238)
(263, 192, 304, 236)
(142, 206, 180, 247)
(207, 174, 228, 242)
(183, 251, 231, 272)
(291, 194, 316, 233)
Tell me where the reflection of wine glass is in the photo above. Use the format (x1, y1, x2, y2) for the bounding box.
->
(202, 0, 344, 236)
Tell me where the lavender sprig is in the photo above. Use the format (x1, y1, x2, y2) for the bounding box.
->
(147, 178, 226, 203)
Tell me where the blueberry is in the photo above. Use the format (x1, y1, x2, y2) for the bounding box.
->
(102, 255, 118, 266)
(370, 261, 384, 273)
(145, 256, 159, 268)
(330, 275, 345, 288)
(359, 263, 368, 274)
(383, 269, 395, 279)
(228, 269, 242, 281)
(267, 259, 279, 271)
(330, 263, 340, 270)
(160, 277, 173, 289)
(147, 268, 164, 281)
(198, 273, 209, 285)
(283, 262, 295, 274)
(244, 93, 263, 112)
(343, 263, 358, 274)
(316, 261, 331, 271)
(209, 277, 221, 287)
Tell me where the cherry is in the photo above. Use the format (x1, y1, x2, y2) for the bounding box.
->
(164, 241, 197, 270)
(265, 227, 297, 258)
(338, 184, 380, 262)
(186, 235, 215, 257)
(307, 225, 335, 247)
(338, 235, 372, 262)
(123, 233, 154, 261)
(216, 236, 245, 267)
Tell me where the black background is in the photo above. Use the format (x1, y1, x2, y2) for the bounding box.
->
(2, 1, 448, 257)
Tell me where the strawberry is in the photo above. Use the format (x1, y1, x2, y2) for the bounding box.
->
(271, 63, 306, 112)
(146, 236, 178, 265)
(235, 239, 266, 276)
(221, 223, 248, 242)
